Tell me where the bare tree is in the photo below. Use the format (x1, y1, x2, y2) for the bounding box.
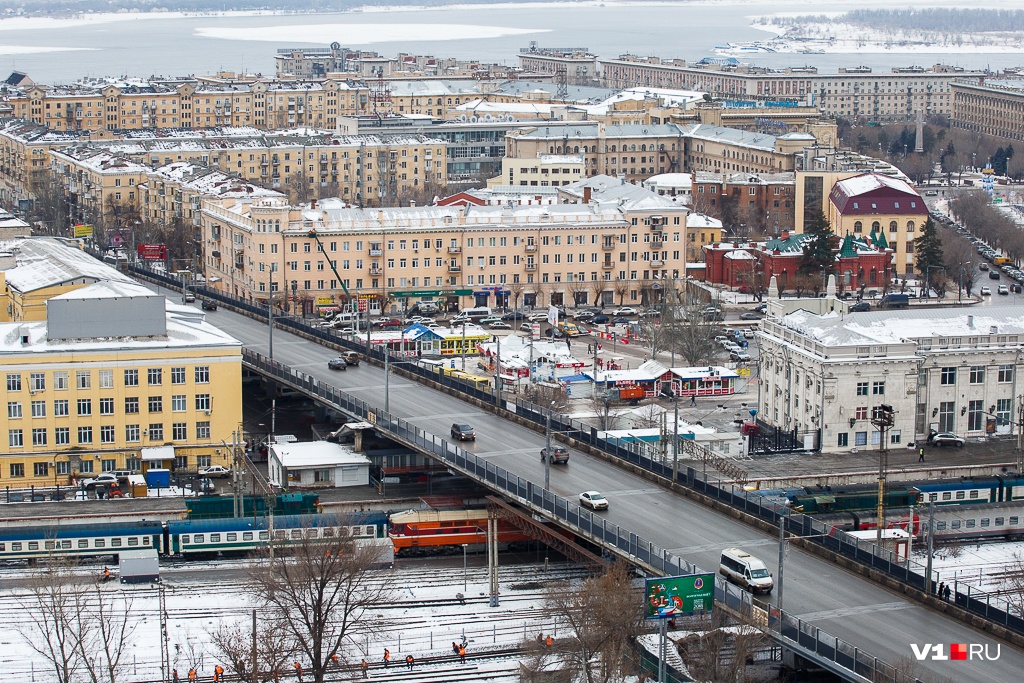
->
(671, 302, 722, 366)
(590, 279, 608, 309)
(544, 562, 644, 683)
(507, 280, 525, 311)
(567, 280, 588, 308)
(675, 611, 770, 683)
(78, 585, 137, 683)
(248, 525, 394, 683)
(589, 391, 619, 431)
(27, 170, 71, 236)
(525, 382, 570, 413)
(16, 560, 85, 683)
(210, 618, 294, 682)
(287, 170, 312, 205)
(613, 278, 629, 307)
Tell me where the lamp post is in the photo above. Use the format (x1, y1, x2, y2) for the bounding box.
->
(544, 411, 552, 491)
(268, 264, 275, 360)
(958, 262, 971, 303)
(291, 280, 299, 317)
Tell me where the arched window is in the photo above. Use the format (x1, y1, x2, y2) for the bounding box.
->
(573, 146, 579, 153)
(610, 145, 617, 152)
(889, 220, 898, 232)
(853, 221, 863, 233)
(641, 144, 647, 151)
(907, 220, 915, 232)
(871, 221, 881, 232)
(630, 145, 637, 152)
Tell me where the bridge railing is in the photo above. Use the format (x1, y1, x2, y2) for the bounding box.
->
(243, 348, 925, 683)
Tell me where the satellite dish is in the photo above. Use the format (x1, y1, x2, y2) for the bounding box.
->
(459, 115, 468, 122)
(469, 116, 478, 123)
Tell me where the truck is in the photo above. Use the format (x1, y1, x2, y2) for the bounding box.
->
(878, 293, 910, 309)
(993, 256, 1012, 266)
(119, 548, 160, 584)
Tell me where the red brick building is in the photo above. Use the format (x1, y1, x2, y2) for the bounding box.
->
(691, 171, 795, 236)
(703, 231, 894, 294)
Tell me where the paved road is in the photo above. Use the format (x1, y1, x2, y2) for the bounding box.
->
(185, 293, 1021, 680)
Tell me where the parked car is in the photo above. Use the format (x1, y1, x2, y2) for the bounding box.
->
(849, 302, 871, 312)
(478, 316, 504, 325)
(640, 308, 661, 318)
(450, 423, 476, 441)
(573, 310, 596, 321)
(541, 446, 570, 464)
(753, 303, 767, 313)
(198, 465, 232, 479)
(528, 313, 549, 322)
(739, 312, 762, 321)
(502, 311, 525, 321)
(612, 307, 638, 316)
(520, 322, 533, 332)
(591, 314, 610, 325)
(980, 286, 992, 296)
(730, 351, 751, 362)
(83, 473, 120, 490)
(979, 263, 990, 271)
(989, 271, 1001, 280)
(327, 357, 348, 370)
(579, 491, 609, 510)
(201, 299, 218, 311)
(375, 318, 403, 329)
(489, 321, 512, 329)
(930, 432, 965, 448)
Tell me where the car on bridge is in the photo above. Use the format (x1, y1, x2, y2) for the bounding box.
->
(327, 357, 348, 371)
(930, 432, 965, 448)
(579, 491, 608, 510)
(541, 446, 570, 464)
(450, 423, 476, 441)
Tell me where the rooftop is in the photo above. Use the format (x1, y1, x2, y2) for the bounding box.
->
(2, 237, 135, 293)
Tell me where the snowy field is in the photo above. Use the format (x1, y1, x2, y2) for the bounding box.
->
(915, 540, 1024, 594)
(0, 559, 588, 682)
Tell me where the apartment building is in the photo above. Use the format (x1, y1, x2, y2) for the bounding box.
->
(758, 303, 1024, 454)
(599, 56, 980, 121)
(683, 125, 807, 174)
(48, 146, 150, 231)
(200, 181, 689, 313)
(0, 241, 241, 486)
(0, 118, 81, 212)
(517, 46, 601, 86)
(275, 46, 526, 81)
(495, 153, 586, 187)
(951, 79, 1024, 142)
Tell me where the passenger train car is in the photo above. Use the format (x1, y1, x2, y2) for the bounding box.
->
(0, 511, 392, 564)
(816, 501, 1024, 542)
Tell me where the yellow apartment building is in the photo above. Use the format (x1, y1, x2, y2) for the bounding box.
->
(491, 153, 586, 187)
(48, 146, 150, 231)
(0, 279, 241, 488)
(200, 176, 689, 313)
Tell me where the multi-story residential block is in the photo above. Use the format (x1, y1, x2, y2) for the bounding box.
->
(0, 241, 241, 486)
(599, 56, 980, 122)
(0, 118, 80, 212)
(758, 302, 1024, 454)
(493, 153, 586, 187)
(951, 79, 1024, 142)
(48, 146, 150, 230)
(517, 46, 601, 86)
(200, 178, 689, 314)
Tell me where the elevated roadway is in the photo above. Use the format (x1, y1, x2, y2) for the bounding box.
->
(180, 294, 1021, 681)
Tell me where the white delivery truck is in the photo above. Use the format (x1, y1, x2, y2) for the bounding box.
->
(719, 547, 773, 594)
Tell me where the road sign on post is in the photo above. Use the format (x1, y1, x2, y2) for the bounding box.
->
(644, 573, 715, 618)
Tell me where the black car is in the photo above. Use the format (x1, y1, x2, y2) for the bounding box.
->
(612, 317, 630, 325)
(849, 302, 870, 312)
(591, 314, 610, 324)
(990, 271, 1001, 280)
(201, 299, 218, 311)
(450, 423, 476, 441)
(327, 357, 348, 370)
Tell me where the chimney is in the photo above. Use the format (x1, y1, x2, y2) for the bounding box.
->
(967, 315, 974, 328)
(990, 325, 999, 334)
(310, 198, 316, 209)
(583, 186, 592, 203)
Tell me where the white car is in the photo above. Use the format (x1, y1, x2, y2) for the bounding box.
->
(612, 307, 638, 316)
(83, 473, 120, 489)
(198, 465, 232, 479)
(999, 285, 1010, 295)
(579, 491, 609, 510)
(980, 286, 992, 296)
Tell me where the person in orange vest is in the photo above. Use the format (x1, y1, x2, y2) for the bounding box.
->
(360, 658, 369, 678)
(330, 653, 339, 668)
(405, 654, 414, 670)
(172, 669, 180, 683)
(383, 648, 391, 668)
(100, 567, 111, 583)
(545, 635, 554, 647)
(458, 643, 466, 663)
(213, 664, 224, 681)
(293, 661, 303, 681)
(187, 669, 197, 682)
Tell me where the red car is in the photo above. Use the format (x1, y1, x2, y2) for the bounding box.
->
(374, 318, 403, 329)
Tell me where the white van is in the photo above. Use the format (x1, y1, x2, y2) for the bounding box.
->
(458, 306, 492, 320)
(720, 548, 774, 594)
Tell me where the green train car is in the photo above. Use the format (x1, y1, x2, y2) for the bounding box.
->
(791, 488, 918, 514)
(185, 493, 321, 520)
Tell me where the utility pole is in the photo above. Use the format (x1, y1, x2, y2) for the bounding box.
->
(925, 502, 936, 596)
(777, 514, 785, 612)
(268, 264, 274, 360)
(384, 348, 390, 413)
(672, 392, 679, 483)
(871, 404, 895, 546)
(251, 608, 258, 683)
(544, 412, 551, 490)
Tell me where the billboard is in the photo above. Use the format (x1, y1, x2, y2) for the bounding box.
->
(73, 224, 94, 239)
(137, 244, 168, 261)
(644, 573, 715, 619)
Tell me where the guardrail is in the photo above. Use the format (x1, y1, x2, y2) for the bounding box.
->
(243, 348, 910, 683)
(122, 258, 1024, 655)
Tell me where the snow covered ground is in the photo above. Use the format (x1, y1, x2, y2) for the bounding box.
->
(915, 540, 1024, 593)
(0, 559, 588, 682)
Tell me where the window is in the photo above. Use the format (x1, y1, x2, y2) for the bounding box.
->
(55, 427, 70, 445)
(54, 399, 69, 417)
(171, 367, 187, 385)
(997, 398, 1013, 426)
(99, 398, 114, 415)
(29, 372, 45, 391)
(172, 395, 187, 412)
(7, 402, 21, 419)
(197, 454, 211, 468)
(196, 421, 211, 439)
(32, 428, 46, 446)
(126, 424, 140, 442)
(195, 394, 211, 411)
(195, 366, 210, 383)
(172, 423, 187, 441)
(54, 371, 68, 390)
(56, 461, 70, 475)
(148, 396, 163, 413)
(149, 424, 163, 441)
(890, 430, 901, 445)
(837, 433, 849, 447)
(99, 369, 113, 389)
(148, 368, 162, 385)
(969, 366, 985, 384)
(7, 373, 21, 391)
(33, 462, 48, 477)
(101, 425, 115, 443)
(940, 367, 956, 385)
(9, 463, 24, 477)
(125, 397, 139, 414)
(76, 371, 90, 389)
(31, 401, 45, 418)
(856, 382, 868, 396)
(77, 399, 91, 416)
(872, 381, 885, 395)
(999, 364, 1014, 383)
(124, 369, 139, 386)
(77, 426, 93, 444)
(938, 401, 955, 432)
(855, 431, 868, 446)
(855, 406, 868, 420)
(968, 400, 984, 431)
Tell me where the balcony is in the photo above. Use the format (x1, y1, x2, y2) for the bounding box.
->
(601, 241, 616, 250)
(602, 261, 615, 269)
(525, 244, 537, 252)
(447, 265, 462, 273)
(651, 260, 665, 268)
(652, 240, 664, 249)
(369, 267, 382, 276)
(369, 248, 383, 257)
(525, 264, 537, 272)
(447, 246, 461, 254)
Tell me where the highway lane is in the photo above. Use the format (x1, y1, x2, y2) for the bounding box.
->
(195, 301, 1020, 680)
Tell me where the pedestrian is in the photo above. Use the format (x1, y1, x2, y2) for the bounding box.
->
(918, 446, 925, 462)
(544, 635, 554, 647)
(536, 633, 544, 644)
(938, 582, 945, 599)
(406, 654, 415, 670)
(383, 648, 391, 668)
(452, 641, 460, 656)
(944, 584, 952, 601)
(458, 644, 466, 663)
(213, 664, 224, 682)
(188, 669, 197, 682)
(330, 653, 339, 668)
(100, 567, 111, 583)
(293, 661, 303, 681)
(172, 669, 180, 683)
(361, 659, 369, 678)
(690, 394, 696, 406)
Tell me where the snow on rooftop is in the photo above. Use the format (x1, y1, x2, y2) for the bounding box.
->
(269, 441, 370, 468)
(2, 237, 135, 292)
(834, 172, 918, 198)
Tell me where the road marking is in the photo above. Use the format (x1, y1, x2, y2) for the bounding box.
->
(669, 538, 776, 554)
(797, 601, 913, 621)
